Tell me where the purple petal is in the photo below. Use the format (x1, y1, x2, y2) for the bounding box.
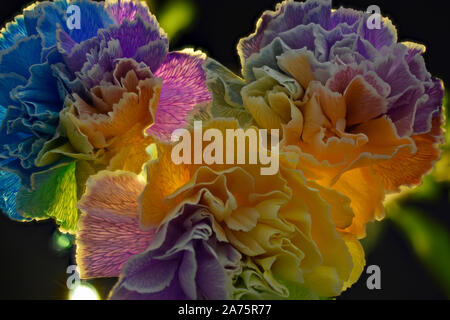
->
(195, 242, 231, 300)
(147, 50, 212, 140)
(387, 85, 425, 137)
(359, 14, 397, 50)
(179, 249, 198, 299)
(372, 47, 421, 97)
(238, 0, 332, 61)
(413, 78, 444, 134)
(329, 7, 361, 30)
(106, 0, 157, 25)
(99, 16, 168, 67)
(109, 204, 241, 300)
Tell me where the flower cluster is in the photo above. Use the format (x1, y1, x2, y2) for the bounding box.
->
(205, 0, 444, 237)
(0, 0, 444, 300)
(0, 0, 210, 231)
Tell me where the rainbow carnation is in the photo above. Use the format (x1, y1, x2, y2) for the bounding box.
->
(0, 0, 445, 300)
(204, 0, 444, 237)
(0, 0, 210, 231)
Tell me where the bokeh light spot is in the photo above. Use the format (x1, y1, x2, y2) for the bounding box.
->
(158, 0, 195, 40)
(69, 283, 100, 300)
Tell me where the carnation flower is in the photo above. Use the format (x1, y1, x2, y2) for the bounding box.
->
(0, 0, 114, 223)
(76, 170, 241, 299)
(0, 0, 445, 302)
(140, 119, 365, 298)
(110, 203, 241, 300)
(0, 0, 210, 231)
(204, 0, 444, 236)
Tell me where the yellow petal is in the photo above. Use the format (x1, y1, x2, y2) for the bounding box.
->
(334, 167, 385, 238)
(341, 232, 366, 291)
(278, 50, 314, 89)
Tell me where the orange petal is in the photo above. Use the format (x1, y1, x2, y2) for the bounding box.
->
(372, 115, 443, 191)
(333, 167, 385, 238)
(140, 143, 192, 228)
(344, 76, 387, 126)
(278, 50, 314, 89)
(76, 77, 161, 149)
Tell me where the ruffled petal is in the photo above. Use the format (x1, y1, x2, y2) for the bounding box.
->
(98, 16, 168, 71)
(27, 0, 113, 49)
(15, 162, 79, 233)
(373, 115, 443, 192)
(76, 171, 155, 278)
(0, 15, 28, 50)
(148, 50, 212, 140)
(0, 35, 42, 78)
(111, 203, 240, 300)
(106, 0, 156, 25)
(0, 169, 22, 220)
(333, 167, 385, 238)
(238, 0, 333, 62)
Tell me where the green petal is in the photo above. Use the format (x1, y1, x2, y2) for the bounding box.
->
(232, 259, 318, 300)
(253, 66, 303, 99)
(36, 102, 99, 167)
(276, 277, 320, 300)
(243, 38, 290, 81)
(16, 162, 79, 233)
(203, 58, 254, 127)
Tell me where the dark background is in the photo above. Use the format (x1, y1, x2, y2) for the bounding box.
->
(0, 0, 449, 300)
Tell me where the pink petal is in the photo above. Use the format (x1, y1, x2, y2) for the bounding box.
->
(147, 50, 212, 140)
(76, 171, 155, 279)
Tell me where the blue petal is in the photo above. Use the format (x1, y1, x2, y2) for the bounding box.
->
(34, 2, 70, 49)
(0, 35, 42, 78)
(0, 15, 28, 50)
(23, 0, 70, 39)
(0, 168, 24, 221)
(69, 0, 114, 43)
(33, 0, 114, 49)
(0, 106, 29, 149)
(14, 61, 63, 120)
(0, 73, 26, 107)
(0, 107, 24, 221)
(0, 158, 35, 190)
(0, 61, 62, 182)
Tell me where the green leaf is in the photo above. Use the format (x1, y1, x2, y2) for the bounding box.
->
(360, 220, 387, 255)
(388, 203, 450, 298)
(16, 162, 79, 233)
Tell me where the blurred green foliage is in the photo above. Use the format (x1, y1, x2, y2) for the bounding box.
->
(52, 230, 74, 252)
(148, 0, 196, 41)
(434, 91, 450, 182)
(388, 202, 450, 298)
